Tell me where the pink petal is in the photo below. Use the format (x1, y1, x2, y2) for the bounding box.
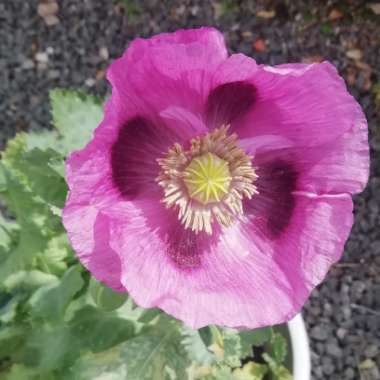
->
(212, 61, 363, 148)
(83, 191, 353, 328)
(107, 27, 228, 123)
(63, 205, 126, 292)
(241, 98, 368, 196)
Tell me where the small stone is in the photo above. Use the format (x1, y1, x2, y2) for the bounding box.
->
(322, 361, 335, 376)
(37, 62, 48, 71)
(85, 78, 96, 87)
(21, 59, 35, 70)
(44, 15, 59, 26)
(35, 52, 49, 64)
(99, 47, 109, 61)
(37, 2, 59, 18)
(344, 367, 355, 379)
(326, 343, 343, 358)
(310, 326, 329, 341)
(190, 5, 199, 16)
(337, 328, 348, 340)
(38, 1, 59, 26)
(48, 69, 60, 79)
(364, 344, 379, 359)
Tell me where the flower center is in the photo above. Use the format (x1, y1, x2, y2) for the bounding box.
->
(157, 126, 258, 234)
(183, 153, 232, 205)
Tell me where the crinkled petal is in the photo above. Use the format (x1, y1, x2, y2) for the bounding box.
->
(108, 27, 228, 123)
(222, 62, 364, 148)
(81, 191, 353, 328)
(240, 97, 368, 196)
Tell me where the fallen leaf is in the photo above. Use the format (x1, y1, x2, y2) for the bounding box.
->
(38, 1, 58, 17)
(356, 61, 373, 91)
(253, 38, 266, 52)
(346, 49, 363, 61)
(301, 55, 324, 63)
(367, 3, 380, 15)
(256, 10, 276, 19)
(241, 31, 253, 39)
(346, 66, 357, 86)
(328, 8, 343, 21)
(96, 70, 105, 81)
(212, 3, 223, 19)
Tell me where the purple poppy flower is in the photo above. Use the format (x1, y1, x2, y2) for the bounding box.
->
(63, 28, 369, 328)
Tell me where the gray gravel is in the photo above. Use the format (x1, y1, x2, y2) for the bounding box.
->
(1, 1, 380, 378)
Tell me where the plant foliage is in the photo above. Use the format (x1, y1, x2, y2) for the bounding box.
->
(0, 89, 292, 380)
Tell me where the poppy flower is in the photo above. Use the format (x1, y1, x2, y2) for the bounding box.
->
(63, 28, 369, 328)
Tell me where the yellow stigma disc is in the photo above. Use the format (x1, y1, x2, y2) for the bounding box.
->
(183, 152, 232, 205)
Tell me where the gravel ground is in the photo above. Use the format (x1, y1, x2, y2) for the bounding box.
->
(1, 1, 380, 379)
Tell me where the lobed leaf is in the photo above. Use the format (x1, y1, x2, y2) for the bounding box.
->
(28, 266, 84, 322)
(50, 89, 103, 155)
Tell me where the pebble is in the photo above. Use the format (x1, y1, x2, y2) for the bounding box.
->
(310, 325, 329, 341)
(364, 344, 379, 359)
(21, 59, 35, 70)
(35, 52, 49, 64)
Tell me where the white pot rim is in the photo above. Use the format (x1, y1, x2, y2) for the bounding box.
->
(287, 313, 311, 380)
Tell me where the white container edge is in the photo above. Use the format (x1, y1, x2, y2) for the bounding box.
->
(287, 314, 311, 380)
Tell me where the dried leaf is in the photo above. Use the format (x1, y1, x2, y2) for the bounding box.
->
(328, 8, 343, 21)
(253, 39, 266, 52)
(302, 55, 324, 63)
(256, 10, 276, 19)
(346, 49, 363, 61)
(367, 3, 380, 15)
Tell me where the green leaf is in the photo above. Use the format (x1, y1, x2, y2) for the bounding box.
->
(0, 325, 27, 359)
(70, 315, 190, 380)
(9, 147, 67, 208)
(239, 327, 272, 358)
(203, 366, 234, 380)
(0, 213, 18, 259)
(1, 364, 57, 380)
(0, 174, 50, 279)
(3, 270, 57, 292)
(50, 89, 103, 154)
(181, 326, 215, 365)
(21, 324, 82, 372)
(262, 354, 292, 380)
(0, 293, 27, 324)
(222, 329, 242, 368)
(69, 305, 136, 353)
(0, 162, 7, 192)
(138, 308, 162, 324)
(0, 138, 64, 281)
(233, 362, 268, 380)
(270, 333, 288, 364)
(28, 266, 84, 321)
(89, 278, 128, 311)
(36, 234, 73, 276)
(25, 130, 64, 155)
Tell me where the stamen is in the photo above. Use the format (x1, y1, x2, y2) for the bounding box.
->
(157, 126, 258, 234)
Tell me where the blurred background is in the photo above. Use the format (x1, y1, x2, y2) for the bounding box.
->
(1, 1, 379, 379)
